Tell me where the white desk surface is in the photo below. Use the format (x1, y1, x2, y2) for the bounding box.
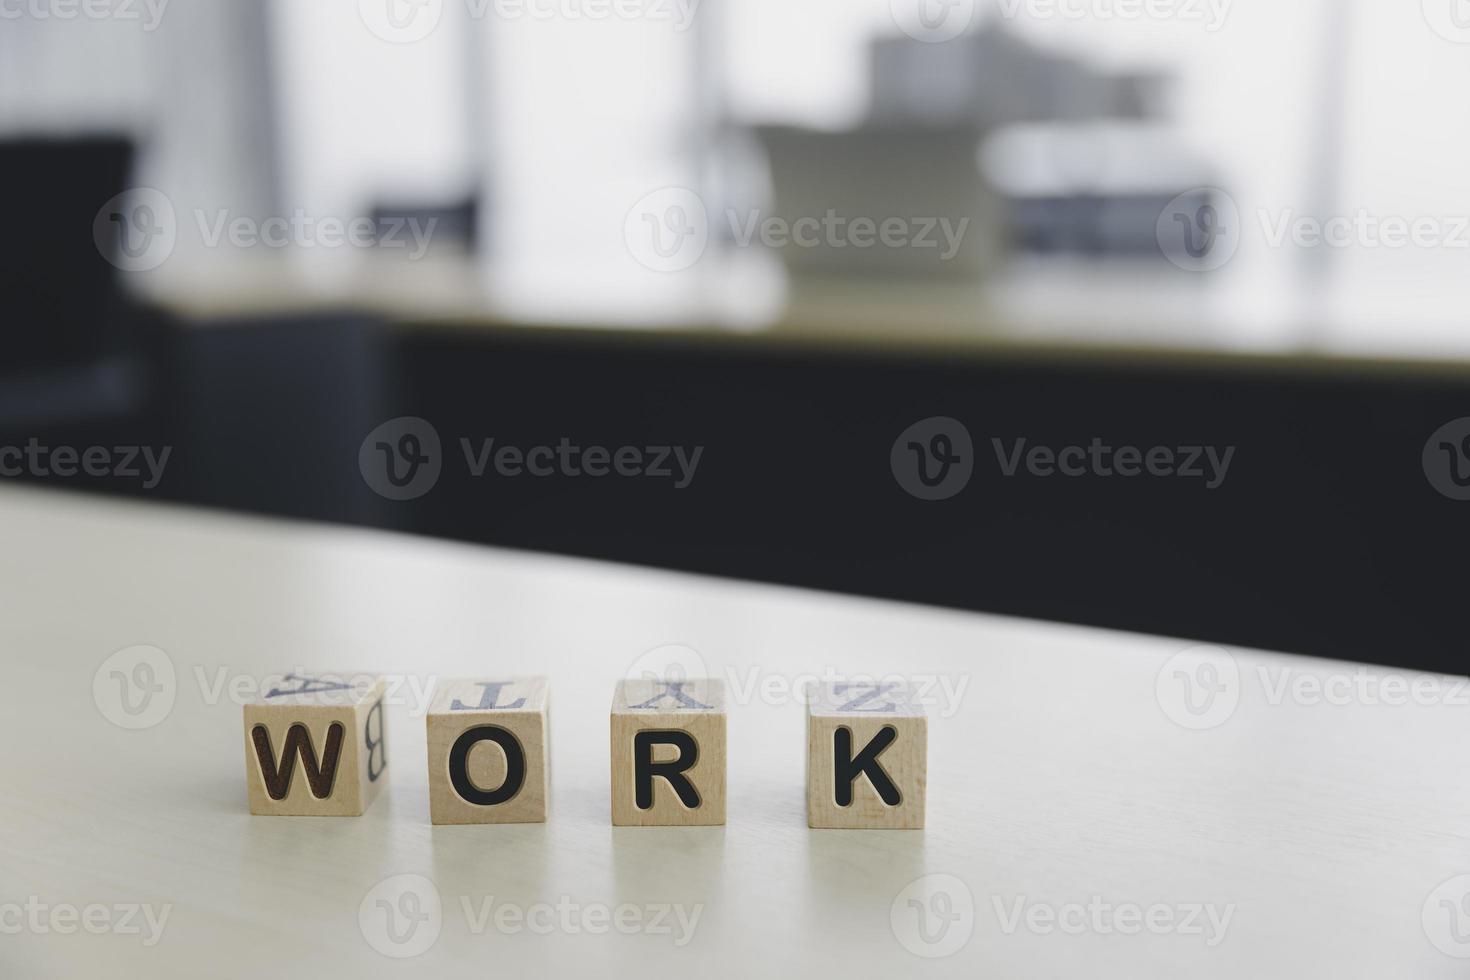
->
(0, 485, 1465, 978)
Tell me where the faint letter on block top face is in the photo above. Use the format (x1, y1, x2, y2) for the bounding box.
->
(807, 680, 927, 829)
(243, 672, 388, 816)
(610, 679, 726, 826)
(426, 677, 550, 825)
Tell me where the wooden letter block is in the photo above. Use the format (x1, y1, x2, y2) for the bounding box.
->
(610, 679, 725, 826)
(426, 677, 549, 825)
(244, 672, 388, 816)
(807, 680, 926, 829)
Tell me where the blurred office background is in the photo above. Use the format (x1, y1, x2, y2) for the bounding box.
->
(2, 0, 1469, 672)
(9, 0, 1470, 346)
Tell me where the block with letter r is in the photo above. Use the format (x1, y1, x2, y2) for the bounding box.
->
(426, 677, 549, 825)
(807, 680, 926, 829)
(243, 672, 388, 816)
(610, 678, 726, 826)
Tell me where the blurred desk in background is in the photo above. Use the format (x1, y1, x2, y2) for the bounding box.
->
(138, 249, 1470, 365)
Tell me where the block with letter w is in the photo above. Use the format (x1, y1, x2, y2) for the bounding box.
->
(243, 672, 388, 816)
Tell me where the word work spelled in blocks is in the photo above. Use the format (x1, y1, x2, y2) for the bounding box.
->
(807, 680, 926, 829)
(427, 678, 549, 825)
(611, 679, 726, 826)
(244, 672, 388, 816)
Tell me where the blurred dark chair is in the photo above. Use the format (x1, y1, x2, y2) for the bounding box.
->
(0, 137, 172, 480)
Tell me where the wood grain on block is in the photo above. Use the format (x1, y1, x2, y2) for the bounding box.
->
(806, 680, 926, 829)
(426, 677, 549, 825)
(243, 672, 388, 816)
(610, 678, 726, 826)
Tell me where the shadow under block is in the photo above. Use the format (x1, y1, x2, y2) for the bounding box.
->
(610, 679, 726, 826)
(427, 677, 550, 825)
(243, 672, 388, 816)
(807, 680, 927, 829)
